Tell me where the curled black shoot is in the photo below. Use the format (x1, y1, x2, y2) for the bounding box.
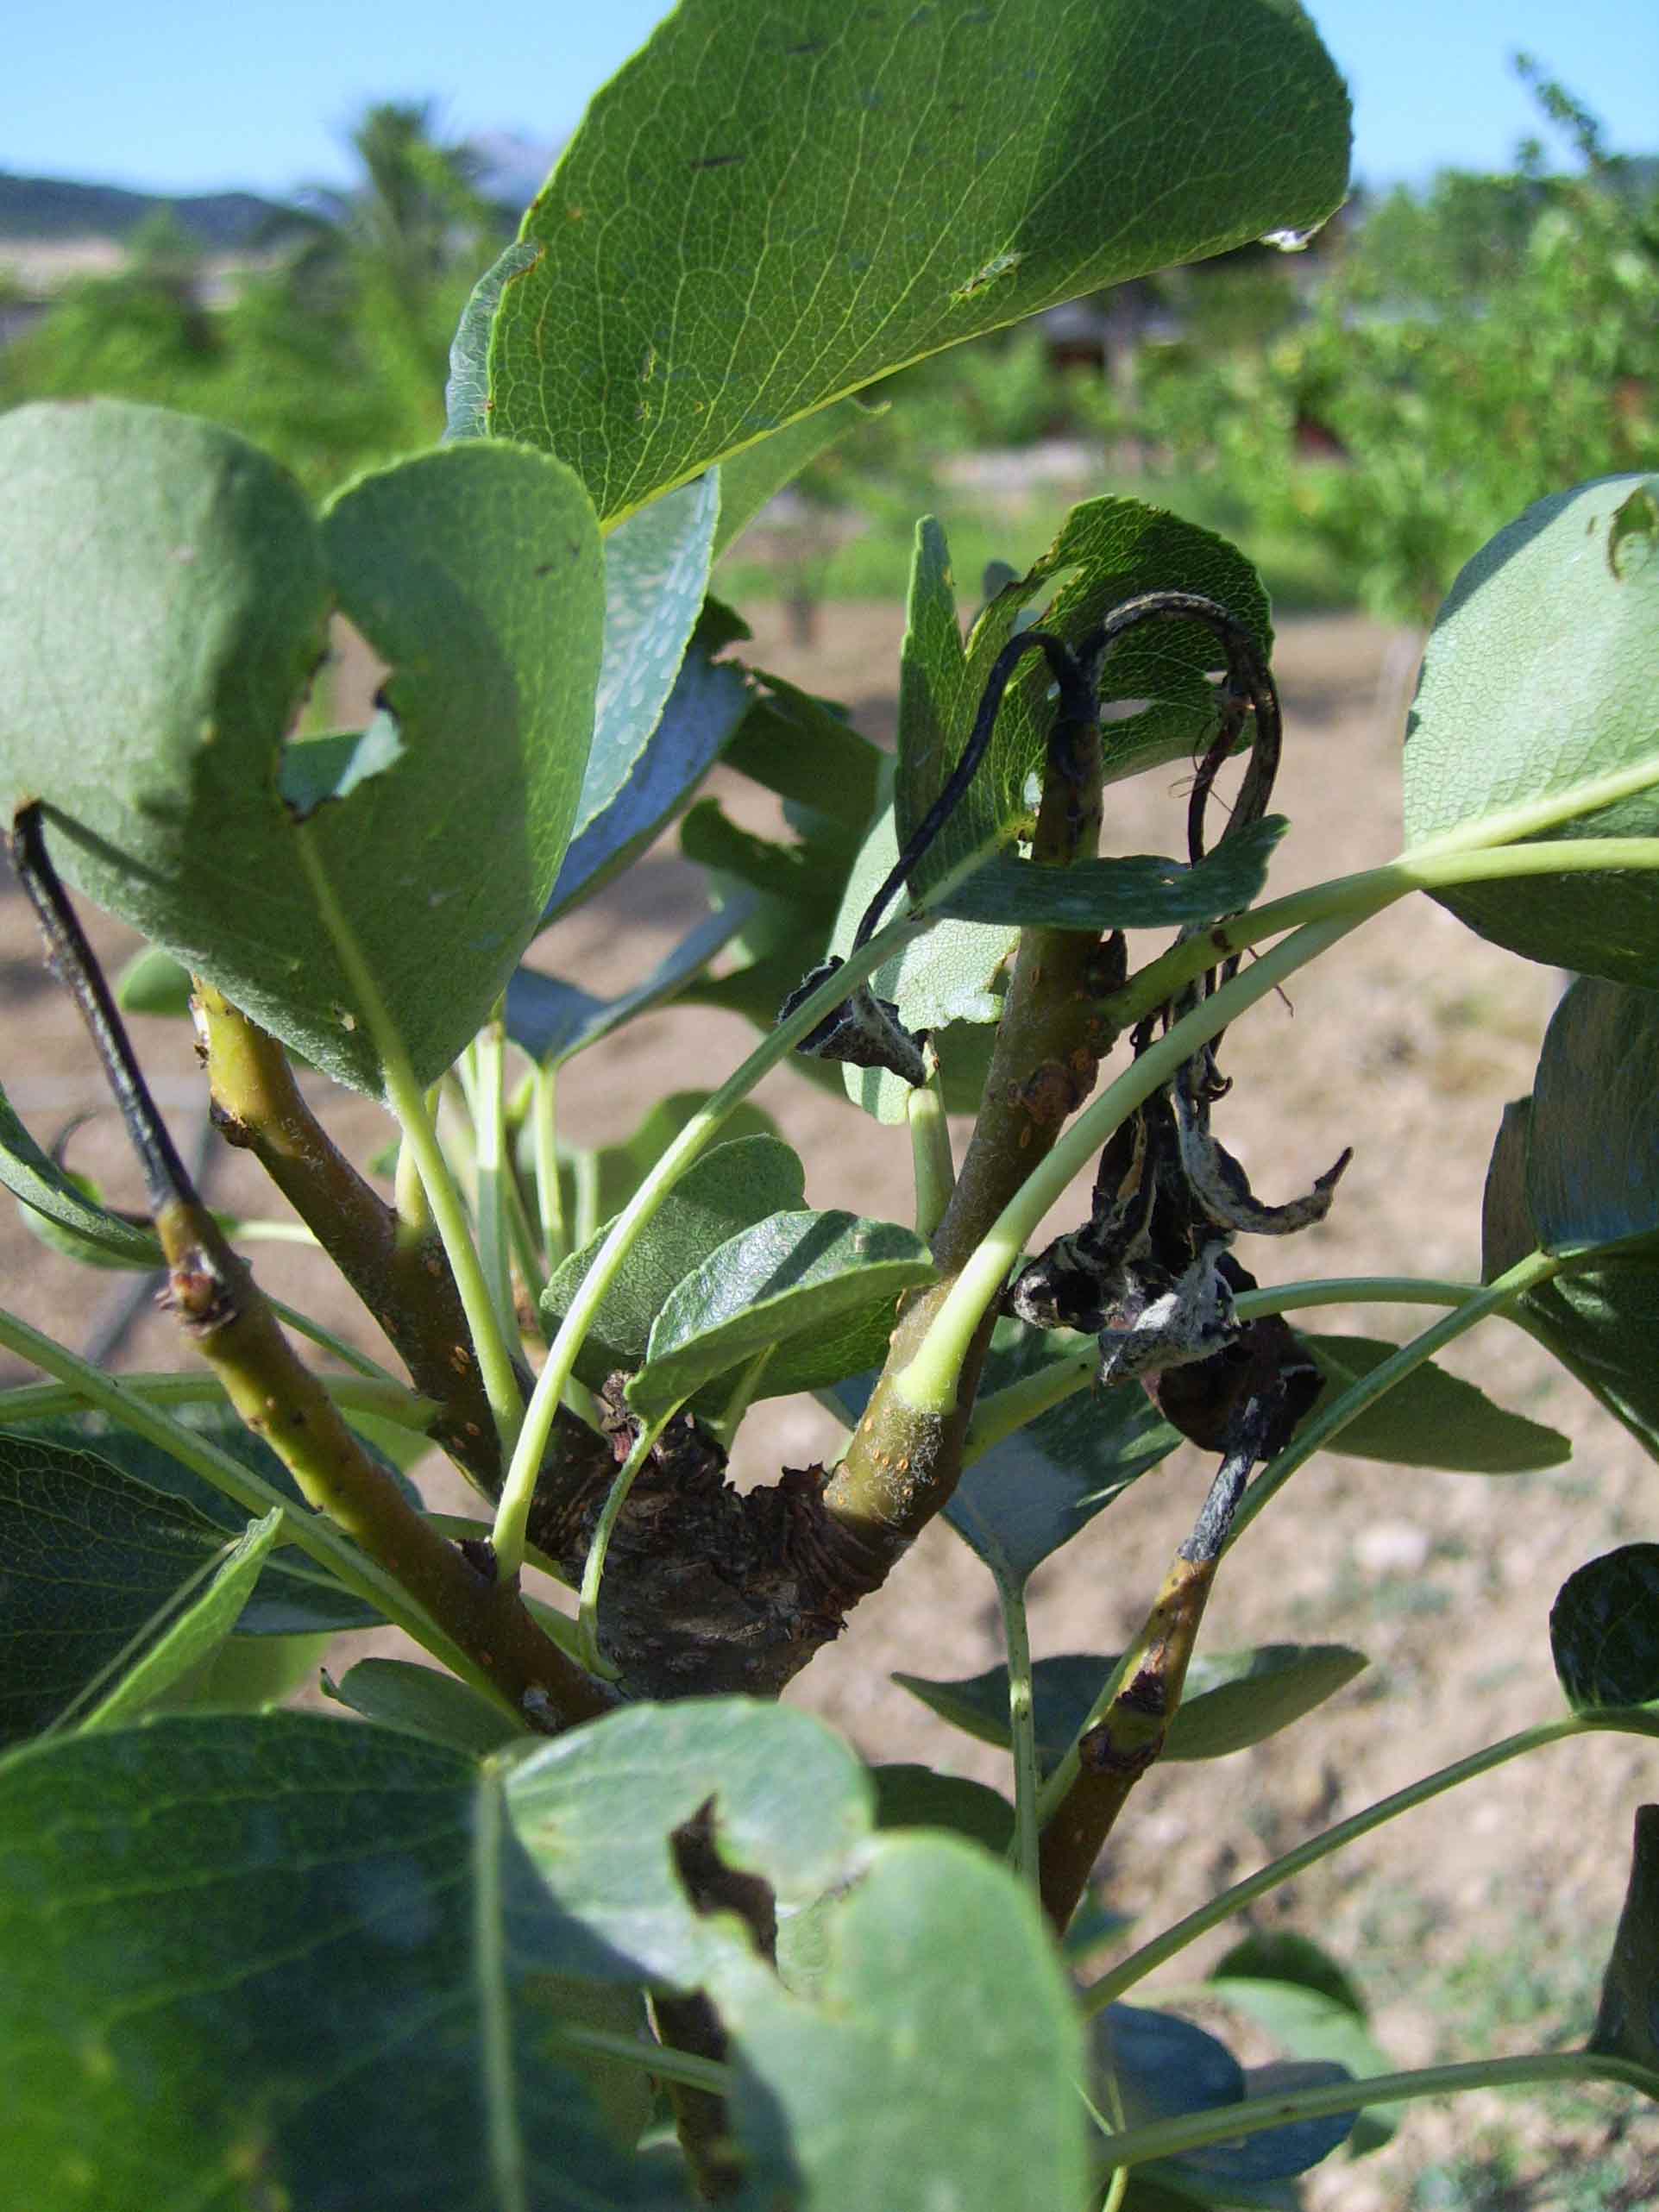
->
(8, 803, 194, 1219)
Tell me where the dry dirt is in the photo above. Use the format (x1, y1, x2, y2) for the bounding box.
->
(3, 604, 1655, 2207)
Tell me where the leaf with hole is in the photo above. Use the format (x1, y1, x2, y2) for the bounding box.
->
(487, 0, 1349, 522)
(895, 1643, 1367, 1771)
(1403, 474, 1659, 980)
(539, 1134, 807, 1389)
(0, 402, 606, 1093)
(0, 1714, 673, 2209)
(1301, 1333, 1569, 1473)
(507, 1695, 1090, 2210)
(628, 1210, 935, 1418)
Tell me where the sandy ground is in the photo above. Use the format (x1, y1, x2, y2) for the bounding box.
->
(3, 604, 1654, 2206)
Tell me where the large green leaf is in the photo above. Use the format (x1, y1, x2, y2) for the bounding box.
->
(538, 1134, 807, 1387)
(1551, 1544, 1659, 1714)
(507, 1700, 1088, 2211)
(628, 1209, 935, 1418)
(487, 0, 1350, 522)
(895, 1643, 1367, 1772)
(0, 1715, 674, 2210)
(0, 401, 605, 1094)
(1301, 1334, 1569, 1473)
(1527, 978, 1659, 1256)
(1402, 474, 1659, 981)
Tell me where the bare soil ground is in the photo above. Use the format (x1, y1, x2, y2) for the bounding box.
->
(3, 605, 1654, 2207)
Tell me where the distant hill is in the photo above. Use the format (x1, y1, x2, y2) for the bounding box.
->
(0, 173, 298, 248)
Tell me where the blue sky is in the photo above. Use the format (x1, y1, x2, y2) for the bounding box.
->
(8, 0, 1656, 204)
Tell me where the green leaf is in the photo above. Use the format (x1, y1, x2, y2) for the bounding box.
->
(0, 404, 607, 1093)
(1551, 1544, 1659, 1713)
(1211, 1932, 1366, 2018)
(0, 1714, 676, 2209)
(1402, 474, 1659, 981)
(114, 940, 196, 1018)
(1210, 1936, 1398, 2152)
(719, 669, 884, 829)
(0, 1080, 161, 1268)
(719, 1835, 1090, 2212)
(870, 1763, 1016, 1854)
(0, 1430, 255, 1745)
(445, 239, 543, 439)
(16, 1410, 405, 1636)
(528, 1091, 781, 1241)
(827, 796, 1020, 1122)
(712, 399, 870, 558)
(1302, 1333, 1569, 1473)
(1527, 978, 1659, 1256)
(1482, 1085, 1659, 1461)
(949, 1329, 1179, 1581)
(538, 1134, 807, 1388)
(1590, 1804, 1659, 2071)
(508, 1698, 877, 1989)
(544, 640, 752, 918)
(324, 1656, 525, 1754)
(895, 1644, 1367, 1771)
(79, 1509, 286, 1731)
(627, 1209, 935, 1418)
(895, 517, 977, 895)
(940, 821, 1288, 933)
(920, 501, 1275, 897)
(488, 0, 1350, 522)
(1105, 2006, 1355, 2187)
(542, 474, 726, 923)
(508, 1695, 1089, 2212)
(506, 902, 754, 1068)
